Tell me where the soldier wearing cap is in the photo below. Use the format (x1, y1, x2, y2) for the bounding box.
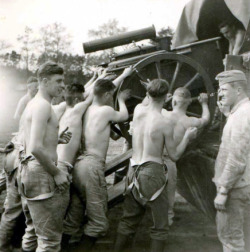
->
(214, 70, 250, 252)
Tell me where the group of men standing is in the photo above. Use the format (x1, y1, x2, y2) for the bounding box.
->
(0, 59, 249, 252)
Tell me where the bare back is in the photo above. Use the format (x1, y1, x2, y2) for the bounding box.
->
(132, 104, 168, 164)
(162, 109, 201, 145)
(23, 96, 59, 162)
(82, 105, 112, 159)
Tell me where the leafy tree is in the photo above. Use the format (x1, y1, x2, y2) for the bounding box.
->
(17, 26, 38, 73)
(88, 19, 127, 39)
(157, 26, 175, 37)
(0, 40, 12, 52)
(37, 22, 72, 64)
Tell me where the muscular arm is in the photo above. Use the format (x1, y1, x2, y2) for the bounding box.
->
(164, 125, 190, 162)
(14, 95, 29, 121)
(164, 121, 197, 162)
(85, 72, 97, 89)
(232, 29, 245, 55)
(29, 102, 60, 176)
(107, 95, 129, 123)
(113, 67, 133, 90)
(52, 102, 66, 121)
(73, 91, 94, 117)
(192, 93, 210, 128)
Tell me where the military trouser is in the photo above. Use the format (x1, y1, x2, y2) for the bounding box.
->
(64, 154, 109, 238)
(0, 168, 22, 252)
(18, 158, 70, 252)
(164, 157, 177, 225)
(216, 185, 250, 252)
(118, 161, 169, 241)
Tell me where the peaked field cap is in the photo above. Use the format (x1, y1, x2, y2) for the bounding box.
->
(173, 87, 191, 98)
(216, 70, 247, 86)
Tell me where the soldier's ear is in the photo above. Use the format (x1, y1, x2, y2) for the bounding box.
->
(42, 78, 48, 87)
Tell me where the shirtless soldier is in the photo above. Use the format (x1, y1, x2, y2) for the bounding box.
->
(14, 76, 39, 120)
(65, 76, 130, 250)
(115, 79, 197, 252)
(162, 87, 210, 224)
(18, 62, 71, 252)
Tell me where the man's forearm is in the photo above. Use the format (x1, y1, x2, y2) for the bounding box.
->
(201, 103, 210, 125)
(113, 74, 127, 89)
(168, 136, 189, 162)
(217, 163, 246, 190)
(175, 136, 190, 160)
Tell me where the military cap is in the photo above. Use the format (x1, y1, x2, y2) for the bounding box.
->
(215, 70, 247, 86)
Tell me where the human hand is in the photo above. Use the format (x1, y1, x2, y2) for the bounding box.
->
(118, 89, 131, 101)
(214, 193, 228, 211)
(98, 68, 108, 79)
(198, 93, 208, 104)
(128, 121, 134, 135)
(103, 73, 117, 81)
(54, 170, 70, 193)
(185, 127, 198, 140)
(58, 127, 72, 144)
(217, 101, 230, 117)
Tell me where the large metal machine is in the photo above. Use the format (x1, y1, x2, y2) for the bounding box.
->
(83, 0, 250, 219)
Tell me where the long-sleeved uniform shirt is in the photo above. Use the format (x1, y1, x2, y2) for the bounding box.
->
(213, 98, 250, 190)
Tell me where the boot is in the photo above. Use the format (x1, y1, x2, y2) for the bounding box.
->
(114, 233, 130, 252)
(82, 234, 97, 251)
(73, 234, 97, 252)
(61, 234, 71, 251)
(150, 239, 165, 252)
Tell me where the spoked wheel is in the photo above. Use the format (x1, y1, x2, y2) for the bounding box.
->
(115, 52, 216, 143)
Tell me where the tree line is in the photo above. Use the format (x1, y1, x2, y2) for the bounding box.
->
(0, 19, 174, 85)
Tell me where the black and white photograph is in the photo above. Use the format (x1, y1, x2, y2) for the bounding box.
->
(0, 0, 250, 251)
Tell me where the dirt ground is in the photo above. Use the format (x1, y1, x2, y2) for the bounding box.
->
(90, 197, 222, 252)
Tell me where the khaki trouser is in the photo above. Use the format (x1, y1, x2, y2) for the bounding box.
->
(118, 161, 169, 241)
(65, 154, 109, 238)
(0, 146, 24, 252)
(0, 168, 22, 252)
(216, 185, 250, 252)
(18, 159, 70, 252)
(164, 157, 177, 224)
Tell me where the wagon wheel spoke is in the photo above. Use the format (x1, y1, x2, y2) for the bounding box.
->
(155, 61, 162, 79)
(130, 94, 144, 101)
(134, 68, 148, 82)
(184, 73, 200, 89)
(186, 111, 201, 118)
(169, 61, 182, 93)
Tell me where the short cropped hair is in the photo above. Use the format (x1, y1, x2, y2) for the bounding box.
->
(147, 79, 169, 98)
(173, 87, 191, 99)
(65, 83, 85, 93)
(94, 79, 116, 97)
(37, 61, 64, 81)
(27, 76, 38, 84)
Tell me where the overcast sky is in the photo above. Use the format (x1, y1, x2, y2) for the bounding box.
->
(0, 0, 190, 54)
